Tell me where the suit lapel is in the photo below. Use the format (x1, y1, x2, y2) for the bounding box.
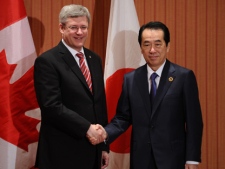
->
(135, 64, 152, 119)
(151, 60, 176, 118)
(58, 42, 91, 94)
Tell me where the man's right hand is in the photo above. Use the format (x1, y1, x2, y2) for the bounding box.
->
(86, 124, 107, 145)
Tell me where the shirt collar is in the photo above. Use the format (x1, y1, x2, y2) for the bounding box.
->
(62, 39, 85, 57)
(147, 60, 166, 78)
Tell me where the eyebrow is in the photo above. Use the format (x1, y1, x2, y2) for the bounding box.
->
(154, 40, 162, 43)
(143, 39, 162, 43)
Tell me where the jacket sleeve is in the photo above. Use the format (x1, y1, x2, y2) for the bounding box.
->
(184, 70, 203, 162)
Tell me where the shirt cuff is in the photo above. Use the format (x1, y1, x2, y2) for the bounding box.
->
(104, 133, 109, 145)
(186, 161, 199, 164)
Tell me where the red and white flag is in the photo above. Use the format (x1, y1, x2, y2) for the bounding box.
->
(104, 0, 145, 168)
(0, 0, 40, 168)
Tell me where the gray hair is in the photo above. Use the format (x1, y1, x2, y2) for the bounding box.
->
(59, 4, 90, 24)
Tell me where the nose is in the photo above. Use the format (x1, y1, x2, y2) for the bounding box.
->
(76, 28, 83, 34)
(149, 46, 156, 53)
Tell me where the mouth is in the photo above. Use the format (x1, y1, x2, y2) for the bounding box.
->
(74, 36, 83, 40)
(150, 55, 158, 58)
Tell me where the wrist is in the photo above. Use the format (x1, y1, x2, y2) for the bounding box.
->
(104, 133, 109, 144)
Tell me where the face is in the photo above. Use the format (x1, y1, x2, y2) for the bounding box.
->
(59, 16, 89, 51)
(141, 29, 170, 71)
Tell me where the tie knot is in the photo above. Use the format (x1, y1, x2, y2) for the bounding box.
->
(150, 72, 158, 81)
(76, 52, 84, 59)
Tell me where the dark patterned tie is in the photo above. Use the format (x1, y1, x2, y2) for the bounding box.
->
(76, 52, 92, 93)
(150, 72, 158, 103)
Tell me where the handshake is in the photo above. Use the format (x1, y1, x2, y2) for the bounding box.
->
(86, 124, 107, 145)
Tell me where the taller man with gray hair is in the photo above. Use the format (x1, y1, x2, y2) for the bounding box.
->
(34, 4, 109, 169)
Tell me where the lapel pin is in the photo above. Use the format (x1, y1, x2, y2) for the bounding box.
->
(168, 77, 173, 82)
(89, 56, 91, 58)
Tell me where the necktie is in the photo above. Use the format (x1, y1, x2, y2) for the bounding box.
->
(76, 52, 92, 93)
(150, 72, 158, 103)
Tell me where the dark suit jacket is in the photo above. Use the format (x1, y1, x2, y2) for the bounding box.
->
(34, 41, 108, 169)
(105, 60, 203, 169)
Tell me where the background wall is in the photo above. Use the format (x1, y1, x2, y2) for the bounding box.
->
(24, 0, 225, 168)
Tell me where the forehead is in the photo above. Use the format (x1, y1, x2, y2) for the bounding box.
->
(66, 16, 88, 25)
(142, 29, 164, 42)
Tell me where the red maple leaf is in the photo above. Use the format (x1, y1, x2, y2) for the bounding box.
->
(0, 49, 40, 151)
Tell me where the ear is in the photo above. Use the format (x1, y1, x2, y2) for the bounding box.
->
(140, 47, 144, 55)
(59, 23, 64, 34)
(166, 42, 170, 52)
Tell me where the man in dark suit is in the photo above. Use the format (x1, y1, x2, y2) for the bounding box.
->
(34, 4, 108, 169)
(90, 21, 203, 169)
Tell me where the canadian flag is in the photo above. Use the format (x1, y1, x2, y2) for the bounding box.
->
(0, 0, 40, 169)
(104, 0, 145, 168)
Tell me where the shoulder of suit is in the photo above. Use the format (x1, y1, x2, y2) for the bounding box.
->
(37, 42, 65, 61)
(83, 47, 101, 61)
(169, 61, 193, 74)
(83, 47, 99, 57)
(38, 45, 59, 58)
(124, 64, 146, 78)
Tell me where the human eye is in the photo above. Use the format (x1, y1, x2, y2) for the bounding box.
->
(81, 26, 88, 31)
(143, 43, 150, 47)
(155, 43, 162, 48)
(69, 26, 78, 31)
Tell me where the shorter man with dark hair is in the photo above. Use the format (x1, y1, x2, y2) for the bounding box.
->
(89, 21, 203, 169)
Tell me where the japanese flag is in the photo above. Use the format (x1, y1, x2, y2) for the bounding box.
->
(104, 0, 145, 168)
(0, 0, 40, 168)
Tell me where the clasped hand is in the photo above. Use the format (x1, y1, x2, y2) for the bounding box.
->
(86, 124, 107, 145)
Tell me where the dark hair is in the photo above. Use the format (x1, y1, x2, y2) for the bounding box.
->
(138, 21, 170, 46)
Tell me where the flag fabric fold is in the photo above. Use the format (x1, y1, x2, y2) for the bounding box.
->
(104, 0, 145, 168)
(0, 0, 40, 168)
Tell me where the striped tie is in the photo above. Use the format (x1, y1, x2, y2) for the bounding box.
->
(76, 52, 92, 93)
